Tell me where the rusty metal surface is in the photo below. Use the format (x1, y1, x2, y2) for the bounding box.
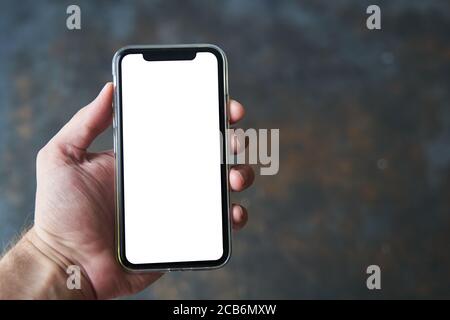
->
(0, 0, 449, 298)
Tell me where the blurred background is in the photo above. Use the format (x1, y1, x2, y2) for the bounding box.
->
(1, 0, 449, 299)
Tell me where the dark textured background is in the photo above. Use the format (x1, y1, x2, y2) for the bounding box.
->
(1, 0, 449, 299)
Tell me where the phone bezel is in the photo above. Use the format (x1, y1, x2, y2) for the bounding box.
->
(112, 44, 231, 272)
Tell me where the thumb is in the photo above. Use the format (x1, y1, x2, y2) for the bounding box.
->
(50, 82, 113, 152)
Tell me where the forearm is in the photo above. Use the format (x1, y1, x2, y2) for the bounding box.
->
(0, 228, 95, 299)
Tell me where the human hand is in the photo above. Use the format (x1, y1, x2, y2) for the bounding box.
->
(28, 83, 254, 299)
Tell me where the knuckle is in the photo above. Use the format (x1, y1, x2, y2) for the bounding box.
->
(36, 147, 47, 162)
(36, 143, 58, 164)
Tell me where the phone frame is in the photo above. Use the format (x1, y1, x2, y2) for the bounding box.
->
(112, 44, 231, 272)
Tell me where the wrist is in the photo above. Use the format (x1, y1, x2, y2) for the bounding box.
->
(25, 228, 97, 299)
(0, 228, 96, 299)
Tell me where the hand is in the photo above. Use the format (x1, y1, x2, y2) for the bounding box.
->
(29, 83, 254, 299)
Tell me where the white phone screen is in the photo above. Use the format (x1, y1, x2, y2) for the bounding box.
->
(120, 52, 225, 265)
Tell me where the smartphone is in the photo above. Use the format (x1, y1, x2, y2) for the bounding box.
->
(112, 45, 230, 271)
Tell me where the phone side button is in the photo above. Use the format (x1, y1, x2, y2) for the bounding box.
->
(112, 130, 116, 154)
